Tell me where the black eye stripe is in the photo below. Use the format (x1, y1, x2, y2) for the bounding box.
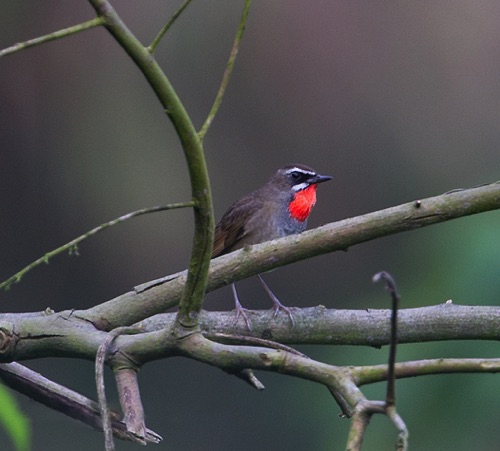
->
(288, 170, 313, 183)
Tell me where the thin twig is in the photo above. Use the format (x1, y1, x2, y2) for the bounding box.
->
(372, 271, 408, 451)
(205, 331, 309, 358)
(372, 271, 400, 407)
(233, 369, 266, 390)
(386, 406, 409, 451)
(95, 326, 142, 451)
(0, 202, 194, 291)
(0, 17, 104, 57)
(353, 357, 500, 385)
(148, 0, 194, 53)
(205, 331, 309, 391)
(198, 0, 252, 141)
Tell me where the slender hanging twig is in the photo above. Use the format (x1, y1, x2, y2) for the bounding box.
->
(372, 271, 400, 407)
(0, 202, 194, 291)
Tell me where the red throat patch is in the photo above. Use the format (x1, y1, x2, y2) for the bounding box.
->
(288, 185, 317, 222)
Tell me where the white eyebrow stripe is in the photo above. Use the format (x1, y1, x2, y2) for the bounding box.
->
(285, 167, 316, 176)
(292, 182, 310, 191)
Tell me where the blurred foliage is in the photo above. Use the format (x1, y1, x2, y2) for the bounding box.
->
(0, 383, 30, 451)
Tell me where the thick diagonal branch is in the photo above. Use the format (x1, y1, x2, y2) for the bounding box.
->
(0, 362, 162, 444)
(79, 181, 500, 328)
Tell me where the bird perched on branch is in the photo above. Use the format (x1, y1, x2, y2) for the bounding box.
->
(212, 164, 332, 329)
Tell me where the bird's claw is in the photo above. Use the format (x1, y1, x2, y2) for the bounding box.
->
(271, 302, 295, 327)
(232, 284, 253, 331)
(234, 305, 253, 331)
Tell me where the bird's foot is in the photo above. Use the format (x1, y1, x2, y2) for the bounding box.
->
(257, 275, 295, 327)
(234, 304, 252, 331)
(271, 301, 295, 327)
(232, 284, 252, 331)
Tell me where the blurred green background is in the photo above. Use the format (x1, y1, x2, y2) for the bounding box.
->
(1, 1, 499, 450)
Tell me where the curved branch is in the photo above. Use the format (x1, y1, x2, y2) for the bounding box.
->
(87, 0, 214, 330)
(346, 400, 408, 451)
(372, 271, 400, 407)
(174, 333, 365, 416)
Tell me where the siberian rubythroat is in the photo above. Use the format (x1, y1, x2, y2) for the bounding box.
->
(212, 164, 332, 329)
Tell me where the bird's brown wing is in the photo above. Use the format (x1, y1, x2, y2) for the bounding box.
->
(212, 196, 262, 258)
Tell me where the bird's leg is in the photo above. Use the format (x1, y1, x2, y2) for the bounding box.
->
(257, 275, 295, 327)
(231, 283, 252, 330)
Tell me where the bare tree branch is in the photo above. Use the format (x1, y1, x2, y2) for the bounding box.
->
(0, 18, 104, 57)
(198, 0, 252, 141)
(95, 326, 143, 450)
(148, 0, 195, 53)
(2, 302, 500, 364)
(346, 272, 409, 450)
(353, 358, 500, 385)
(0, 363, 162, 444)
(372, 271, 400, 407)
(0, 203, 195, 291)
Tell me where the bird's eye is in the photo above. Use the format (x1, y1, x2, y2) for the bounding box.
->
(290, 171, 301, 180)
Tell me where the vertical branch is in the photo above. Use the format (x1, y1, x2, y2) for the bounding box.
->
(115, 368, 146, 439)
(198, 0, 252, 141)
(87, 0, 213, 330)
(95, 326, 144, 450)
(372, 271, 409, 450)
(372, 271, 400, 407)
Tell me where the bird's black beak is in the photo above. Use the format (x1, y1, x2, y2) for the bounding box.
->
(308, 173, 333, 185)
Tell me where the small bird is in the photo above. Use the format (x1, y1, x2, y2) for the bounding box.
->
(212, 164, 332, 329)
